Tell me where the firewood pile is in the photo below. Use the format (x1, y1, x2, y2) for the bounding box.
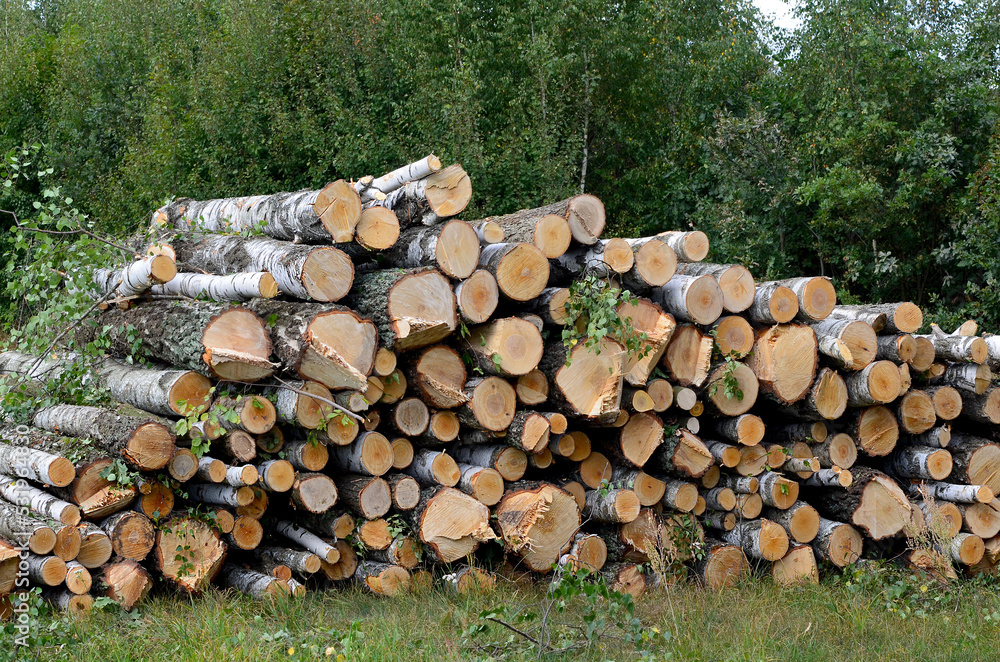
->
(2, 153, 1000, 614)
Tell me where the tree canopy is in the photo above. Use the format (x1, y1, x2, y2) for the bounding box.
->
(1, 0, 999, 327)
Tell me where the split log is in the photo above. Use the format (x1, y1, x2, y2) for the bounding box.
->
(676, 263, 754, 313)
(76, 301, 276, 381)
(495, 482, 579, 572)
(32, 405, 176, 471)
(829, 303, 923, 334)
(812, 466, 910, 540)
(152, 516, 225, 593)
(164, 235, 355, 302)
(745, 324, 818, 405)
(657, 230, 709, 262)
(381, 220, 481, 279)
(536, 338, 625, 424)
(449, 445, 527, 482)
(477, 243, 550, 301)
(653, 275, 723, 325)
(721, 519, 789, 561)
(345, 267, 457, 352)
(663, 325, 713, 388)
(808, 318, 877, 371)
(98, 558, 153, 609)
(372, 164, 472, 227)
(746, 282, 798, 324)
(409, 486, 496, 563)
(152, 180, 362, 242)
(845, 360, 902, 407)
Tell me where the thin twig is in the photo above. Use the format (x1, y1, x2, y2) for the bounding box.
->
(485, 617, 544, 649)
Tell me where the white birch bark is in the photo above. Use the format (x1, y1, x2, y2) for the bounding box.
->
(257, 546, 320, 575)
(92, 255, 176, 299)
(583, 489, 634, 523)
(96, 358, 212, 417)
(186, 483, 251, 508)
(0, 440, 72, 487)
(803, 468, 851, 487)
(0, 475, 78, 524)
(404, 449, 449, 486)
(354, 155, 441, 201)
(275, 520, 338, 562)
(219, 565, 282, 598)
(906, 481, 989, 504)
(151, 272, 274, 301)
(884, 446, 947, 480)
(224, 464, 258, 488)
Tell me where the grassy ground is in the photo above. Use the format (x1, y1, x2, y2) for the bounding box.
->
(7, 564, 1000, 661)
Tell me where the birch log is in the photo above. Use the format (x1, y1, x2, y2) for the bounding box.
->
(161, 235, 355, 302)
(150, 272, 277, 301)
(92, 255, 177, 299)
(355, 154, 441, 201)
(152, 180, 362, 242)
(370, 164, 472, 228)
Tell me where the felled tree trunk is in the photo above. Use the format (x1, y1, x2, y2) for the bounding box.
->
(408, 486, 496, 563)
(844, 360, 902, 407)
(92, 255, 177, 299)
(0, 436, 75, 487)
(76, 300, 276, 381)
(152, 179, 362, 242)
(31, 405, 176, 471)
(617, 298, 676, 386)
(371, 164, 472, 228)
(538, 338, 625, 425)
(345, 268, 457, 352)
(218, 565, 287, 599)
(946, 433, 1000, 495)
(653, 275, 724, 325)
(98, 558, 153, 609)
(95, 357, 213, 418)
(721, 519, 789, 561)
(694, 540, 748, 589)
(663, 325, 713, 388)
(477, 243, 551, 302)
(829, 302, 922, 334)
(460, 317, 544, 378)
(746, 282, 798, 324)
(355, 154, 442, 201)
(774, 277, 836, 322)
(151, 272, 277, 301)
(100, 511, 155, 562)
(245, 299, 377, 391)
(164, 235, 355, 302)
(745, 324, 818, 405)
(914, 332, 988, 364)
(0, 475, 79, 525)
(810, 466, 911, 540)
(808, 318, 877, 371)
(645, 429, 713, 479)
(494, 482, 580, 572)
(333, 475, 392, 519)
(675, 263, 755, 314)
(472, 194, 605, 247)
(379, 220, 481, 280)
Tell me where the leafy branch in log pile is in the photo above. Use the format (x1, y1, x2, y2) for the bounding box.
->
(707, 353, 745, 402)
(561, 274, 650, 365)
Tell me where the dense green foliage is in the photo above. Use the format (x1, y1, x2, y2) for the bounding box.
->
(1, 0, 999, 327)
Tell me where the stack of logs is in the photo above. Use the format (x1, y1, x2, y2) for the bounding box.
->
(3, 152, 1000, 616)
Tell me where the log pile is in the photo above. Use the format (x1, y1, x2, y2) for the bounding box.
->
(3, 152, 1000, 612)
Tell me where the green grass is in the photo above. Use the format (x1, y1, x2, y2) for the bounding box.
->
(7, 567, 1000, 661)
